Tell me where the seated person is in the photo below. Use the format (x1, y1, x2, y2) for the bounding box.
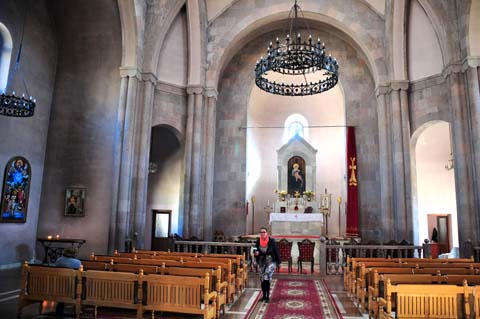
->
(54, 247, 81, 315)
(55, 247, 81, 269)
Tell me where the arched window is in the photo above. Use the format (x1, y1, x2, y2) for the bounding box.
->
(0, 156, 31, 223)
(0, 23, 13, 93)
(283, 114, 309, 143)
(288, 121, 304, 138)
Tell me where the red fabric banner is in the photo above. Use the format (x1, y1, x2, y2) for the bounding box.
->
(346, 127, 359, 237)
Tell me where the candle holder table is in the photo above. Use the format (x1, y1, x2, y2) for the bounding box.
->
(37, 237, 86, 264)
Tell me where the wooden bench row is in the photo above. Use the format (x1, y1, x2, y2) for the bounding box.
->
(80, 260, 230, 317)
(345, 256, 479, 299)
(93, 251, 248, 293)
(367, 272, 480, 318)
(344, 257, 480, 318)
(88, 255, 238, 302)
(378, 279, 480, 319)
(17, 262, 219, 319)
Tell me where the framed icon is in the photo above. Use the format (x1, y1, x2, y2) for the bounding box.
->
(65, 187, 86, 217)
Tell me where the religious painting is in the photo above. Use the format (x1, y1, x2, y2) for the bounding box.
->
(287, 156, 306, 195)
(0, 156, 31, 223)
(65, 187, 86, 217)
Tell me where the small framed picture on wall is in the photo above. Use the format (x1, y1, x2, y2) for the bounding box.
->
(65, 187, 86, 217)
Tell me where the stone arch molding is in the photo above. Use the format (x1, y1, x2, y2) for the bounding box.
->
(117, 0, 140, 68)
(277, 136, 317, 194)
(206, 0, 387, 90)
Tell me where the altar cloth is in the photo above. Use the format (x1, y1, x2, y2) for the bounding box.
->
(269, 213, 323, 223)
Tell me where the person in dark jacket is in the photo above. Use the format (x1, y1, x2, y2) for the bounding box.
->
(254, 227, 281, 303)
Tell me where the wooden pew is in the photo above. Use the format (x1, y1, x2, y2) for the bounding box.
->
(140, 273, 217, 319)
(80, 260, 108, 271)
(109, 263, 158, 274)
(378, 279, 472, 319)
(17, 262, 81, 319)
(82, 269, 142, 319)
(162, 265, 228, 318)
(367, 272, 443, 318)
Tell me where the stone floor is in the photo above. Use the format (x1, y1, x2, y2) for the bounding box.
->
(0, 267, 366, 318)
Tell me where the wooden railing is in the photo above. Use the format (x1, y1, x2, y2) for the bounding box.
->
(324, 244, 424, 275)
(172, 239, 424, 276)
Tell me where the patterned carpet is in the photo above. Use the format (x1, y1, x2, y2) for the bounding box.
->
(252, 279, 343, 319)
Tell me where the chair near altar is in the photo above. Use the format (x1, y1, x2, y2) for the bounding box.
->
(276, 239, 293, 273)
(297, 239, 315, 274)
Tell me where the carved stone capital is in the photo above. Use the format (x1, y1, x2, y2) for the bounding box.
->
(204, 87, 218, 99)
(186, 86, 204, 95)
(389, 80, 409, 91)
(461, 56, 480, 72)
(442, 62, 463, 78)
(119, 66, 141, 79)
(375, 84, 390, 97)
(141, 72, 158, 84)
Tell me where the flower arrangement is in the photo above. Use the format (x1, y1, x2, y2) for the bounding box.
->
(303, 190, 315, 200)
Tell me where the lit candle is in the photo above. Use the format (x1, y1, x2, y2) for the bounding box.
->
(55, 234, 60, 239)
(47, 235, 52, 240)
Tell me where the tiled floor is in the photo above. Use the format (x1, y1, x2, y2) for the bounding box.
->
(0, 267, 365, 318)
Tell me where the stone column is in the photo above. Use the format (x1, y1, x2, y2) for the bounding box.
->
(399, 85, 413, 240)
(130, 72, 157, 249)
(109, 67, 140, 252)
(184, 86, 205, 239)
(203, 88, 218, 241)
(465, 64, 480, 237)
(389, 81, 410, 241)
(182, 89, 196, 238)
(446, 66, 479, 250)
(190, 89, 205, 238)
(375, 85, 394, 240)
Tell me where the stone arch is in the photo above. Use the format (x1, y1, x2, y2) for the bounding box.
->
(468, 0, 480, 56)
(0, 22, 12, 93)
(147, 124, 184, 242)
(117, 0, 139, 68)
(411, 120, 457, 247)
(416, 0, 449, 65)
(206, 0, 387, 90)
(143, 0, 185, 74)
(153, 123, 183, 146)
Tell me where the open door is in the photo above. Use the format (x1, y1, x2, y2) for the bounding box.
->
(427, 214, 451, 254)
(151, 210, 172, 251)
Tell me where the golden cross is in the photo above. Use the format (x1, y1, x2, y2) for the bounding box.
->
(348, 157, 358, 186)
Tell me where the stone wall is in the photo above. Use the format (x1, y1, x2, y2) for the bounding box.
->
(36, 0, 122, 259)
(0, 0, 56, 267)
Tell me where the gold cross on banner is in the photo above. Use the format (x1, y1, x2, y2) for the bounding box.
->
(349, 157, 358, 186)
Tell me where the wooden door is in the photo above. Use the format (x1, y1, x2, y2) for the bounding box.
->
(151, 210, 171, 251)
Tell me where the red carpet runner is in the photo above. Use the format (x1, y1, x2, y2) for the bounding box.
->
(253, 279, 342, 319)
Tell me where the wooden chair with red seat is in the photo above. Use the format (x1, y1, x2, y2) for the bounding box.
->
(276, 239, 293, 273)
(297, 239, 315, 274)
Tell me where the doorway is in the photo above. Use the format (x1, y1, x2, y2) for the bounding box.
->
(151, 210, 172, 251)
(427, 214, 451, 254)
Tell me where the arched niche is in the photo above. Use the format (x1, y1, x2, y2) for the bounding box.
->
(277, 135, 317, 194)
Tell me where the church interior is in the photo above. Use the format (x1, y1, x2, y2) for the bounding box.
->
(1, 0, 480, 318)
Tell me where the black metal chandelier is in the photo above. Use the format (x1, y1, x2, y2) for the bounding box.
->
(0, 2, 35, 117)
(254, 0, 339, 96)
